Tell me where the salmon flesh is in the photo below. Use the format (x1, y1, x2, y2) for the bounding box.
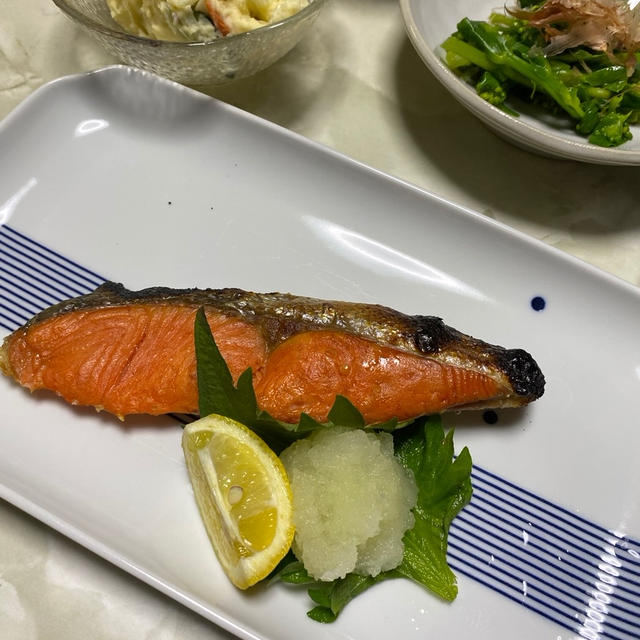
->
(0, 282, 545, 423)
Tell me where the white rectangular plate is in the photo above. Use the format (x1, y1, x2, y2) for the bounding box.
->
(1, 66, 638, 640)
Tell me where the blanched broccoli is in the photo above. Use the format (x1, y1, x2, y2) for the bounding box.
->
(476, 71, 508, 106)
(441, 8, 640, 148)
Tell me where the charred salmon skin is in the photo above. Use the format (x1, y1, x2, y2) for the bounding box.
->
(0, 282, 545, 423)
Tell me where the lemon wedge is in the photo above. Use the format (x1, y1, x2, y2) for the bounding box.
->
(182, 414, 294, 589)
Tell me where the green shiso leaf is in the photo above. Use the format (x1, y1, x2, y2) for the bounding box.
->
(307, 605, 337, 623)
(269, 415, 473, 621)
(308, 585, 332, 607)
(268, 553, 315, 586)
(194, 309, 472, 618)
(193, 307, 409, 452)
(194, 306, 235, 419)
(308, 573, 383, 622)
(394, 416, 473, 601)
(327, 395, 365, 428)
(194, 307, 255, 425)
(270, 555, 384, 624)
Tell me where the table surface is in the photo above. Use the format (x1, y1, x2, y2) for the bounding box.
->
(2, 1, 639, 639)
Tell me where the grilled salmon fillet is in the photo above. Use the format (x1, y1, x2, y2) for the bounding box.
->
(0, 282, 545, 423)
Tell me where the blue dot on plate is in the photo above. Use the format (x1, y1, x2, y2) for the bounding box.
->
(483, 410, 498, 425)
(531, 296, 546, 312)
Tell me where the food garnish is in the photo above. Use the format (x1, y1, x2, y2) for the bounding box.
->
(441, 0, 640, 147)
(182, 413, 294, 589)
(191, 307, 473, 621)
(280, 427, 418, 582)
(270, 416, 472, 622)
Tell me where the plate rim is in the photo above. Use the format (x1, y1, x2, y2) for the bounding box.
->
(0, 480, 260, 640)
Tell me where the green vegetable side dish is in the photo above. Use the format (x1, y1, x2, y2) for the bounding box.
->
(441, 0, 640, 147)
(193, 308, 473, 622)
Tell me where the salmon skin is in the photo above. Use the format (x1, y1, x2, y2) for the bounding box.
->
(0, 282, 545, 424)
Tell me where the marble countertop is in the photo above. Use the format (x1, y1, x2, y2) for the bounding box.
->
(1, 1, 639, 638)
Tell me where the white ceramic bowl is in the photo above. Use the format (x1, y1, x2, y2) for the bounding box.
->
(400, 0, 640, 165)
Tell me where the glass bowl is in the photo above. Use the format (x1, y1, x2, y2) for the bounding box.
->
(52, 0, 328, 85)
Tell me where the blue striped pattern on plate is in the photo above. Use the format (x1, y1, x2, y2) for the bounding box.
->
(0, 224, 103, 331)
(1, 222, 639, 638)
(450, 465, 640, 640)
